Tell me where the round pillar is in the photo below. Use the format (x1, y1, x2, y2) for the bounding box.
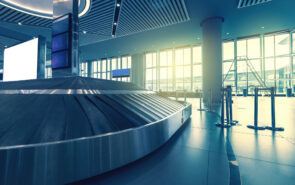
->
(200, 16, 224, 104)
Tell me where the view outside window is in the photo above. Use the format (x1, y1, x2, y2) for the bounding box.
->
(145, 46, 202, 92)
(222, 32, 293, 94)
(80, 56, 132, 82)
(145, 52, 157, 91)
(222, 41, 235, 90)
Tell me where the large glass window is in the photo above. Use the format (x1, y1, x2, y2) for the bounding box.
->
(236, 37, 262, 92)
(145, 46, 202, 92)
(175, 47, 191, 91)
(264, 33, 291, 93)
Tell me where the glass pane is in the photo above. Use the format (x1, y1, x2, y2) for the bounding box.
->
(184, 83, 191, 91)
(106, 59, 110, 71)
(293, 33, 295, 53)
(102, 60, 106, 72)
(122, 57, 128, 69)
(176, 83, 183, 90)
(152, 53, 157, 67)
(183, 66, 191, 82)
(223, 41, 234, 60)
(117, 58, 121, 69)
(168, 67, 173, 81)
(265, 58, 275, 87)
(92, 61, 97, 73)
(102, 73, 106, 79)
(223, 62, 234, 75)
(275, 34, 290, 56)
(98, 60, 101, 72)
(237, 40, 247, 58)
(160, 51, 167, 67)
(128, 57, 131, 68)
(247, 38, 260, 59)
(167, 50, 173, 66)
(276, 57, 290, 93)
(146, 53, 153, 68)
(175, 49, 183, 65)
(193, 64, 202, 77)
(183, 48, 191, 65)
(160, 68, 167, 80)
(176, 66, 183, 82)
(111, 58, 117, 70)
(193, 46, 202, 64)
(146, 69, 153, 83)
(153, 68, 157, 84)
(265, 36, 274, 57)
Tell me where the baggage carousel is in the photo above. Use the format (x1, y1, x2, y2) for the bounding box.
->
(0, 76, 192, 185)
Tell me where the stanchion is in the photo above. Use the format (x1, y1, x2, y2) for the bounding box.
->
(216, 88, 231, 128)
(197, 90, 208, 111)
(247, 88, 266, 130)
(225, 86, 239, 125)
(265, 87, 284, 131)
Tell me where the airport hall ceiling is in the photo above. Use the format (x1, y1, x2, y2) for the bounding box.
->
(0, 0, 293, 59)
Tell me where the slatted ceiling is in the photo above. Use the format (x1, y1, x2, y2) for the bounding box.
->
(0, 0, 190, 46)
(79, 0, 114, 32)
(116, 0, 189, 38)
(238, 0, 272, 8)
(0, 5, 52, 27)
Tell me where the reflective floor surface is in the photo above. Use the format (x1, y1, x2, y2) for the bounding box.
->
(71, 97, 295, 185)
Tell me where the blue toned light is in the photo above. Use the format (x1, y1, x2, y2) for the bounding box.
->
(112, 69, 130, 78)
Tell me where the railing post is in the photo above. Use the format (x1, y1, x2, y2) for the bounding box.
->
(254, 87, 258, 128)
(247, 87, 265, 130)
(266, 87, 284, 131)
(216, 88, 230, 127)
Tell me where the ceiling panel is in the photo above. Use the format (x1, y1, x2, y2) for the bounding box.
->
(0, 0, 190, 47)
(238, 0, 272, 8)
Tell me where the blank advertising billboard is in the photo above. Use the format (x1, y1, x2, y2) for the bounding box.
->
(3, 38, 39, 82)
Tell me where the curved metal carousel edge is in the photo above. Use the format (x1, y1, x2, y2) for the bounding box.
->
(0, 103, 192, 185)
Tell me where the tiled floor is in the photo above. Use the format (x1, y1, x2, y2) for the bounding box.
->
(72, 97, 295, 185)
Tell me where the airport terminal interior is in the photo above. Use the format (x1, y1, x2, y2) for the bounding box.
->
(0, 0, 294, 185)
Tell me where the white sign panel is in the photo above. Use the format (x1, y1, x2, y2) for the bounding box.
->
(3, 38, 39, 82)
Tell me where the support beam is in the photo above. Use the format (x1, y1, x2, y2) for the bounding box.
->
(201, 16, 224, 103)
(131, 53, 145, 88)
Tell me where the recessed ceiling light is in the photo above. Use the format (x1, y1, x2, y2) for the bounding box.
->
(114, 22, 117, 25)
(261, 26, 265, 29)
(226, 32, 230, 35)
(112, 34, 115, 38)
(116, 3, 120, 7)
(83, 30, 87, 34)
(18, 22, 22, 25)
